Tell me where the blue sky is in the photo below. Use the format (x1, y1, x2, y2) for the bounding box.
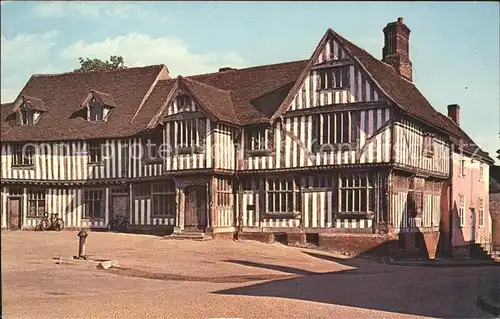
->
(1, 1, 499, 161)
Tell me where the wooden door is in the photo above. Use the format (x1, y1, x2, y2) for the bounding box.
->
(8, 197, 22, 230)
(184, 185, 207, 230)
(111, 196, 129, 219)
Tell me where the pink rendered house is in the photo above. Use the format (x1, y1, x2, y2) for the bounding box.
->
(441, 105, 494, 258)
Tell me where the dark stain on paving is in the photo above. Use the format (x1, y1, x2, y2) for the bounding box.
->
(45, 292, 68, 296)
(104, 267, 297, 283)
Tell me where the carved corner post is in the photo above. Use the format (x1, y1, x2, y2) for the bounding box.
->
(208, 177, 216, 231)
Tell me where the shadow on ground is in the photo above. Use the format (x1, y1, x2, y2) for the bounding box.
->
(215, 251, 492, 318)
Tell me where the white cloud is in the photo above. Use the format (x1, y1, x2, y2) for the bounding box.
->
(1, 31, 64, 103)
(59, 33, 247, 76)
(31, 2, 176, 23)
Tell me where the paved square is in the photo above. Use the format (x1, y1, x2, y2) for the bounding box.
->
(1, 231, 497, 318)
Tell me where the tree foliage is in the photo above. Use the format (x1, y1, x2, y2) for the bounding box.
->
(74, 55, 126, 72)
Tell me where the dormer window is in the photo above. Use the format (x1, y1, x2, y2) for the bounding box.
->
(81, 90, 116, 122)
(20, 109, 33, 125)
(89, 105, 104, 121)
(14, 96, 46, 126)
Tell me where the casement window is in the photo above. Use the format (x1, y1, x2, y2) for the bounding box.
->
(12, 144, 35, 166)
(176, 94, 192, 111)
(151, 181, 176, 217)
(27, 189, 46, 218)
(312, 112, 357, 150)
(423, 134, 434, 157)
(88, 142, 102, 164)
(89, 105, 104, 121)
(479, 164, 484, 181)
(245, 126, 273, 151)
(460, 159, 466, 177)
(170, 119, 200, 149)
(266, 177, 301, 215)
(216, 178, 232, 207)
(20, 108, 34, 125)
(339, 174, 374, 214)
(478, 198, 484, 227)
(143, 130, 164, 161)
(133, 183, 151, 198)
(83, 189, 104, 219)
(458, 195, 465, 227)
(318, 66, 350, 90)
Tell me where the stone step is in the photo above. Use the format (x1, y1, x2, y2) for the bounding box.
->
(163, 232, 212, 241)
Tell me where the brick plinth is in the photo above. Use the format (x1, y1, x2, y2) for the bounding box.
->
(286, 232, 306, 247)
(237, 232, 274, 244)
(319, 233, 398, 257)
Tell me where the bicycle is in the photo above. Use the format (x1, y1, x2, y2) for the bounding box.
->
(107, 215, 130, 232)
(36, 213, 65, 231)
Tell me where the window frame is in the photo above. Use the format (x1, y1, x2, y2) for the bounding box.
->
(266, 177, 301, 217)
(423, 134, 434, 157)
(338, 173, 374, 216)
(318, 65, 350, 90)
(458, 195, 465, 227)
(479, 164, 484, 181)
(459, 159, 466, 177)
(312, 111, 358, 152)
(83, 189, 104, 220)
(88, 105, 104, 122)
(27, 189, 46, 218)
(143, 130, 164, 163)
(478, 198, 484, 227)
(87, 141, 102, 164)
(19, 107, 34, 125)
(244, 125, 274, 155)
(176, 94, 192, 111)
(151, 181, 177, 217)
(133, 183, 151, 198)
(169, 118, 203, 154)
(12, 144, 35, 167)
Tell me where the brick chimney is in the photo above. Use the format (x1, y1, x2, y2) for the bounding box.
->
(447, 104, 460, 126)
(382, 17, 413, 82)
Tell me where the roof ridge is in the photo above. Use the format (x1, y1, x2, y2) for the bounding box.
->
(182, 77, 232, 94)
(31, 64, 166, 78)
(188, 59, 308, 78)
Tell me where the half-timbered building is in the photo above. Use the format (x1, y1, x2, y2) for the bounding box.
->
(1, 17, 494, 257)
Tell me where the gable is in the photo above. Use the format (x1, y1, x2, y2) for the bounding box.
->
(280, 32, 387, 116)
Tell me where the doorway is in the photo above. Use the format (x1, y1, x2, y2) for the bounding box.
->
(184, 185, 207, 230)
(8, 197, 22, 230)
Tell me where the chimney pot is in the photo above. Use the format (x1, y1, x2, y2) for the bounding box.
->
(447, 104, 460, 126)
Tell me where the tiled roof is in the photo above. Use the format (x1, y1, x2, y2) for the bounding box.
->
(190, 60, 308, 125)
(144, 60, 308, 127)
(436, 113, 493, 163)
(1, 65, 165, 142)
